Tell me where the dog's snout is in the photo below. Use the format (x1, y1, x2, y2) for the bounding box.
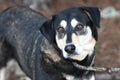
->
(65, 44, 75, 54)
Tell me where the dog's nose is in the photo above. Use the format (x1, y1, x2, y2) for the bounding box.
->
(64, 44, 75, 54)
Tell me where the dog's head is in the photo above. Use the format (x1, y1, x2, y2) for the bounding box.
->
(40, 7, 100, 61)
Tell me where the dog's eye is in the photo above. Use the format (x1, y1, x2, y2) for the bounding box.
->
(75, 24, 84, 31)
(74, 24, 86, 35)
(57, 27, 65, 33)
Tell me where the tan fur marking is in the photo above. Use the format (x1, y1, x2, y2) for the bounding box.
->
(83, 37, 96, 53)
(71, 18, 79, 28)
(60, 20, 67, 28)
(88, 37, 96, 45)
(71, 33, 96, 61)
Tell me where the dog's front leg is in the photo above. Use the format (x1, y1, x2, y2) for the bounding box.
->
(82, 72, 95, 80)
(32, 52, 41, 80)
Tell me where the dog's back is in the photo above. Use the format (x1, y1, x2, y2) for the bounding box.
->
(0, 6, 68, 80)
(0, 6, 47, 79)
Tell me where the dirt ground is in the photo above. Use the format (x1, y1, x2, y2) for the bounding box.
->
(0, 0, 120, 80)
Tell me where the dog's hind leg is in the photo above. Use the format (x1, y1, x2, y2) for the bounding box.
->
(89, 75, 95, 80)
(0, 36, 9, 80)
(82, 72, 95, 80)
(0, 36, 15, 80)
(0, 67, 9, 80)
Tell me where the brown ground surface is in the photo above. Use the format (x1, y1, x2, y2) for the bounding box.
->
(0, 0, 120, 80)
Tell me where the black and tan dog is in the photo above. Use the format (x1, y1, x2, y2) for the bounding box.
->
(0, 6, 100, 80)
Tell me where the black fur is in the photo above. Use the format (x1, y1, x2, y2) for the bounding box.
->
(80, 7, 100, 28)
(0, 6, 100, 80)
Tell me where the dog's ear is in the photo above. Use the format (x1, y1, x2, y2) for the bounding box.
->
(40, 17, 55, 44)
(80, 7, 100, 28)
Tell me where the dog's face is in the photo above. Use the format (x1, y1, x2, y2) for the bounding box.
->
(40, 7, 100, 61)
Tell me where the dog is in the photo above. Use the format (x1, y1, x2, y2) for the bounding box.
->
(0, 6, 100, 80)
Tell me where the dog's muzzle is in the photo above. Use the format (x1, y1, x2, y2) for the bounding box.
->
(64, 44, 75, 54)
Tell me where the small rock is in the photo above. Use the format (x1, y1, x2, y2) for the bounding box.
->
(101, 6, 120, 19)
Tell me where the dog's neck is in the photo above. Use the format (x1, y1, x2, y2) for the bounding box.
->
(41, 38, 95, 76)
(40, 38, 61, 61)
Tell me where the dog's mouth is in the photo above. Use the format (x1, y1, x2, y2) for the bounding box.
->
(62, 50, 89, 61)
(68, 53, 88, 61)
(63, 45, 94, 61)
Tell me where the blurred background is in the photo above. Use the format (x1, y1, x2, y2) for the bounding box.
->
(0, 0, 120, 80)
